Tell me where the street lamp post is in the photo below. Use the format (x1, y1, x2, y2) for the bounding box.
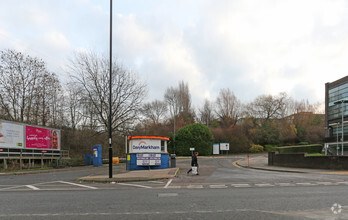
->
(334, 100, 348, 156)
(337, 122, 339, 155)
(109, 0, 113, 178)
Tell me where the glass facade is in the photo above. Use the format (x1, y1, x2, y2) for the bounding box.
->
(328, 82, 348, 121)
(326, 143, 348, 156)
(332, 126, 348, 136)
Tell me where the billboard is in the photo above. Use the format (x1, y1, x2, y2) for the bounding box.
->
(213, 144, 220, 155)
(136, 153, 161, 166)
(130, 139, 161, 153)
(220, 143, 230, 151)
(0, 121, 24, 148)
(26, 126, 60, 150)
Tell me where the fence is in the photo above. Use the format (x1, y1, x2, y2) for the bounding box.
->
(0, 147, 69, 170)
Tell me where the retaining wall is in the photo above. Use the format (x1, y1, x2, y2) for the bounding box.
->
(268, 152, 348, 170)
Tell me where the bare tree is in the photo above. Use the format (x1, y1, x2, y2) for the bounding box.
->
(33, 72, 62, 126)
(197, 99, 215, 126)
(0, 49, 64, 126)
(65, 82, 84, 131)
(142, 100, 167, 125)
(288, 99, 320, 115)
(215, 88, 241, 127)
(164, 86, 180, 120)
(246, 92, 289, 120)
(178, 81, 191, 113)
(164, 81, 194, 124)
(0, 49, 44, 122)
(68, 51, 147, 134)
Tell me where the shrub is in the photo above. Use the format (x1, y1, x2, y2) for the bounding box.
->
(175, 123, 214, 156)
(249, 144, 264, 153)
(264, 144, 278, 152)
(210, 127, 251, 154)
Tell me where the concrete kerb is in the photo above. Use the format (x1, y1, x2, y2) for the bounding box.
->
(236, 162, 309, 174)
(235, 155, 311, 173)
(235, 155, 348, 175)
(77, 168, 180, 183)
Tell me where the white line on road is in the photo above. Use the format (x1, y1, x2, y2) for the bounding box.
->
(337, 182, 348, 185)
(58, 181, 98, 189)
(117, 183, 152, 189)
(209, 185, 228, 189)
(149, 181, 164, 184)
(187, 185, 204, 189)
(276, 183, 295, 187)
(164, 179, 173, 188)
(316, 182, 337, 185)
(166, 186, 182, 189)
(26, 185, 40, 190)
(255, 183, 274, 187)
(231, 184, 251, 188)
(0, 185, 27, 191)
(158, 193, 178, 197)
(295, 183, 317, 186)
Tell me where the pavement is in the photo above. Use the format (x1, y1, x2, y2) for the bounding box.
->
(236, 154, 348, 175)
(78, 167, 180, 183)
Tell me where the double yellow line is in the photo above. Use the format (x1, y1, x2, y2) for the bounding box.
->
(232, 159, 244, 169)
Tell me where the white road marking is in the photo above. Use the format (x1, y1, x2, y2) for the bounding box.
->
(164, 179, 173, 188)
(26, 185, 40, 190)
(295, 182, 317, 186)
(166, 186, 182, 189)
(0, 185, 27, 191)
(0, 209, 237, 217)
(255, 183, 274, 187)
(231, 184, 251, 188)
(276, 183, 295, 187)
(149, 181, 163, 184)
(209, 185, 227, 189)
(187, 185, 204, 189)
(158, 193, 178, 197)
(337, 181, 348, 185)
(316, 182, 337, 185)
(58, 181, 98, 189)
(117, 183, 152, 189)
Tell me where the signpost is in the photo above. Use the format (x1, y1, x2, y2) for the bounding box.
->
(190, 148, 195, 155)
(220, 143, 230, 155)
(213, 144, 219, 155)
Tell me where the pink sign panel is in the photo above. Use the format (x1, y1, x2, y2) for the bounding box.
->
(25, 126, 60, 150)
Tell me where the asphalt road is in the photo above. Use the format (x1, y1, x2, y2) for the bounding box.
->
(1, 157, 348, 219)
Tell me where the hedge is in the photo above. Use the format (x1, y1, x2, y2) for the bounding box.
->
(274, 144, 323, 154)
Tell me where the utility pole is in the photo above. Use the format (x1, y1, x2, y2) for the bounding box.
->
(109, 0, 113, 178)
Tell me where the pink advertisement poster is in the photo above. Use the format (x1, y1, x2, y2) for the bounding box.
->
(25, 126, 60, 150)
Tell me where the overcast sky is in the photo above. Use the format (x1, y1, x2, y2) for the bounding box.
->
(1, 0, 347, 109)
